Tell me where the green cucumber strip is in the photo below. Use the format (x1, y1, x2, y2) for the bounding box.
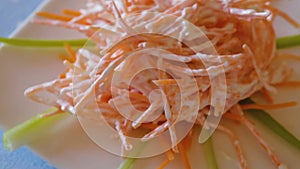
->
(118, 158, 136, 169)
(0, 33, 299, 49)
(3, 108, 69, 151)
(242, 99, 300, 150)
(0, 37, 87, 47)
(203, 137, 219, 169)
(276, 34, 300, 49)
(117, 142, 146, 169)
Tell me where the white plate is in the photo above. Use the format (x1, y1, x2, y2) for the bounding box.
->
(0, 0, 300, 169)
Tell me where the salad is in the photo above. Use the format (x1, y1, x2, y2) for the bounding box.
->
(1, 0, 300, 169)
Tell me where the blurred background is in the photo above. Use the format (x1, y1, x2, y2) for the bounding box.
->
(0, 0, 55, 168)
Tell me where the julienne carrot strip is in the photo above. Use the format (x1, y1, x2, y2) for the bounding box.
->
(178, 142, 191, 169)
(64, 43, 76, 63)
(183, 130, 193, 150)
(62, 9, 82, 16)
(264, 5, 300, 28)
(260, 88, 274, 104)
(36, 11, 88, 25)
(36, 11, 73, 22)
(241, 101, 297, 110)
(275, 81, 300, 87)
(153, 79, 178, 86)
(156, 150, 174, 169)
(141, 123, 158, 130)
(156, 158, 170, 169)
(165, 150, 175, 160)
(223, 113, 242, 122)
(276, 53, 300, 61)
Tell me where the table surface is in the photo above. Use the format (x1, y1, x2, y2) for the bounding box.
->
(0, 0, 56, 168)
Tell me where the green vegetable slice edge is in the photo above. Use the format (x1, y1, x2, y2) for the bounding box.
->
(203, 137, 219, 169)
(3, 108, 69, 151)
(0, 37, 87, 47)
(243, 99, 300, 150)
(0, 33, 300, 49)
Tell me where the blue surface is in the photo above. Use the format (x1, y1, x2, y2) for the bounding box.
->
(0, 0, 56, 168)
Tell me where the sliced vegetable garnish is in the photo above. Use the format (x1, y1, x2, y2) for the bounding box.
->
(117, 141, 146, 169)
(276, 34, 300, 49)
(0, 33, 300, 49)
(0, 37, 87, 47)
(118, 157, 136, 169)
(3, 108, 69, 151)
(203, 137, 219, 169)
(242, 99, 300, 150)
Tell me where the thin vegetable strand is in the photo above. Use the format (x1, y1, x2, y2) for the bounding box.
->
(0, 37, 87, 47)
(242, 99, 300, 150)
(276, 34, 300, 49)
(203, 137, 219, 169)
(1, 34, 300, 49)
(118, 158, 136, 169)
(3, 108, 69, 151)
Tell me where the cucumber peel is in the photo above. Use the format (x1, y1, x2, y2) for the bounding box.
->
(242, 99, 300, 150)
(0, 37, 87, 47)
(118, 158, 136, 169)
(276, 34, 300, 49)
(3, 108, 69, 151)
(203, 137, 219, 169)
(0, 33, 300, 49)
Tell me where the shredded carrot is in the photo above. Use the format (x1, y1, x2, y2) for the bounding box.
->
(153, 79, 178, 86)
(261, 88, 274, 104)
(275, 81, 300, 87)
(62, 9, 82, 16)
(129, 92, 149, 103)
(156, 158, 170, 169)
(277, 53, 300, 62)
(36, 11, 88, 25)
(141, 123, 158, 130)
(223, 113, 242, 122)
(36, 12, 73, 22)
(241, 101, 298, 110)
(183, 130, 193, 150)
(156, 149, 174, 169)
(64, 43, 76, 63)
(233, 0, 269, 7)
(166, 150, 175, 160)
(59, 73, 66, 79)
(59, 54, 71, 61)
(178, 142, 191, 169)
(264, 5, 299, 28)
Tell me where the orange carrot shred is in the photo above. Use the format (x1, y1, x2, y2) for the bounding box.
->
(166, 150, 175, 160)
(141, 123, 158, 130)
(59, 73, 66, 79)
(36, 12, 73, 22)
(223, 113, 242, 122)
(153, 79, 178, 86)
(178, 142, 191, 169)
(183, 130, 193, 150)
(156, 158, 170, 169)
(261, 88, 274, 104)
(277, 53, 300, 62)
(64, 43, 76, 63)
(62, 9, 82, 16)
(36, 11, 88, 25)
(264, 5, 300, 28)
(241, 101, 298, 110)
(275, 81, 300, 88)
